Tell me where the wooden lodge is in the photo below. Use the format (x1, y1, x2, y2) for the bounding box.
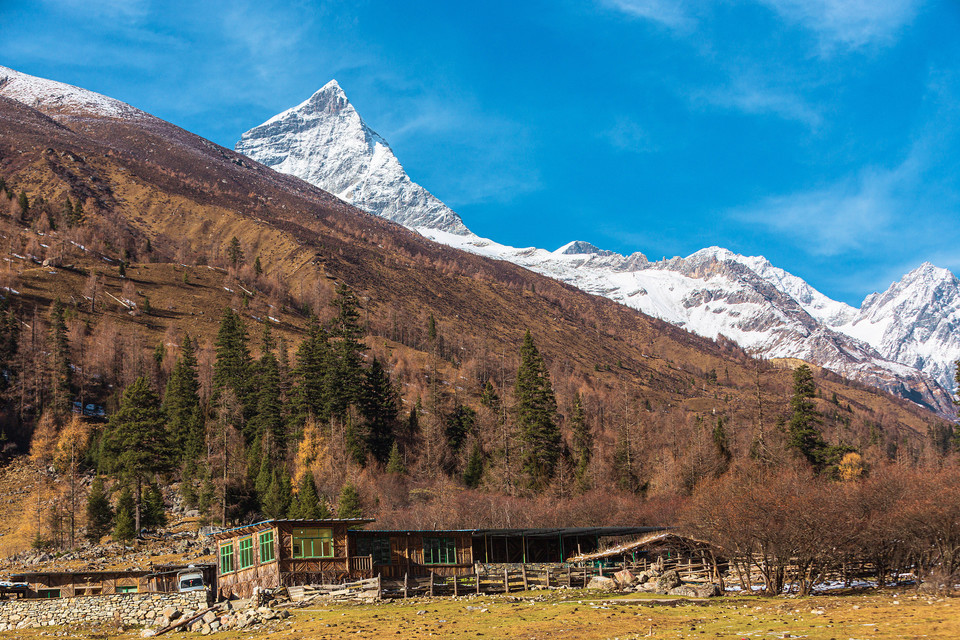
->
(213, 519, 375, 598)
(214, 521, 671, 598)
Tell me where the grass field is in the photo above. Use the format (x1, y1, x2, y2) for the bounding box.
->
(3, 589, 958, 639)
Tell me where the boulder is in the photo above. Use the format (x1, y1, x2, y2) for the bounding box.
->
(614, 569, 637, 587)
(655, 569, 681, 592)
(636, 571, 650, 584)
(586, 575, 618, 590)
(667, 583, 721, 598)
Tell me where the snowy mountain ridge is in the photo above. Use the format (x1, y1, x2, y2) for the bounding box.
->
(237, 80, 960, 416)
(0, 65, 148, 120)
(236, 80, 470, 235)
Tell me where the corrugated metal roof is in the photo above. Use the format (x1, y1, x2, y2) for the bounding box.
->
(211, 518, 375, 540)
(471, 526, 663, 539)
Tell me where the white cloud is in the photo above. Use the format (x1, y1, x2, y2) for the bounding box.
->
(598, 0, 694, 30)
(732, 158, 917, 256)
(705, 79, 822, 128)
(755, 0, 922, 50)
(45, 0, 150, 22)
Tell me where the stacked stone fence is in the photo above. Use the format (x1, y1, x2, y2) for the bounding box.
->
(0, 590, 209, 631)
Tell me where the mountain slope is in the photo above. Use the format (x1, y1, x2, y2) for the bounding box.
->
(0, 65, 943, 462)
(236, 80, 469, 235)
(235, 80, 958, 417)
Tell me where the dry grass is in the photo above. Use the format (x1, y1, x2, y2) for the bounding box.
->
(2, 590, 958, 639)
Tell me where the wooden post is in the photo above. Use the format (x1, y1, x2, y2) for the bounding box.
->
(521, 565, 528, 591)
(476, 571, 481, 595)
(454, 574, 459, 597)
(503, 568, 510, 593)
(403, 572, 408, 599)
(377, 574, 382, 601)
(567, 566, 571, 587)
(429, 572, 435, 597)
(546, 568, 552, 588)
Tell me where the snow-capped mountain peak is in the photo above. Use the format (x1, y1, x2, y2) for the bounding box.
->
(236, 80, 470, 235)
(555, 240, 619, 257)
(0, 65, 147, 120)
(236, 82, 960, 416)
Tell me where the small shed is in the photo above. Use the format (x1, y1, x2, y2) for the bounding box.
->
(349, 529, 474, 579)
(212, 518, 374, 599)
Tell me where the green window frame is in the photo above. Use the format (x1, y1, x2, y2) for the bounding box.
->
(292, 527, 334, 558)
(423, 537, 456, 564)
(259, 530, 275, 564)
(357, 536, 392, 565)
(219, 542, 235, 574)
(117, 585, 138, 594)
(238, 536, 254, 570)
(38, 589, 61, 598)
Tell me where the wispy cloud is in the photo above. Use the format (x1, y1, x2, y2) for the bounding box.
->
(597, 0, 694, 31)
(731, 160, 915, 256)
(755, 0, 923, 51)
(598, 116, 655, 153)
(45, 0, 150, 23)
(702, 77, 823, 128)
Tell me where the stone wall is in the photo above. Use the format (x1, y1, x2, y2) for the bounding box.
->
(0, 590, 209, 631)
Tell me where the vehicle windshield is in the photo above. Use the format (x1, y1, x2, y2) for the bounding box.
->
(180, 578, 204, 588)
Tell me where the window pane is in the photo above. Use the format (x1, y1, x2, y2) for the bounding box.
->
(259, 531, 275, 563)
(220, 543, 235, 573)
(239, 537, 254, 569)
(292, 528, 334, 558)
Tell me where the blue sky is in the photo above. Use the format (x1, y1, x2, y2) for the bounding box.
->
(2, 0, 959, 305)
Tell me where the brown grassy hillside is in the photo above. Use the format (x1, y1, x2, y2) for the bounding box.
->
(0, 93, 950, 532)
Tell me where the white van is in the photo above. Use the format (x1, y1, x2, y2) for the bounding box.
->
(177, 569, 206, 593)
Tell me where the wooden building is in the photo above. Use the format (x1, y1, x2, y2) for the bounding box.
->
(472, 526, 662, 564)
(213, 519, 374, 599)
(349, 529, 474, 579)
(8, 564, 216, 599)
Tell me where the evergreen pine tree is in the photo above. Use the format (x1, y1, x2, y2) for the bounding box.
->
(291, 316, 331, 427)
(514, 331, 561, 490)
(113, 486, 136, 541)
(570, 394, 592, 491)
(386, 442, 406, 475)
(85, 477, 113, 542)
(445, 404, 476, 454)
(163, 334, 203, 461)
(141, 481, 166, 529)
(101, 377, 173, 533)
(712, 416, 732, 475)
(327, 284, 366, 418)
(360, 357, 399, 464)
(17, 191, 28, 220)
(292, 473, 325, 519)
(254, 256, 263, 275)
(248, 331, 284, 449)
(198, 468, 215, 521)
(337, 482, 362, 519)
(227, 236, 244, 267)
(47, 299, 73, 416)
(212, 308, 254, 423)
(463, 442, 484, 488)
(787, 365, 828, 470)
(262, 469, 292, 519)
